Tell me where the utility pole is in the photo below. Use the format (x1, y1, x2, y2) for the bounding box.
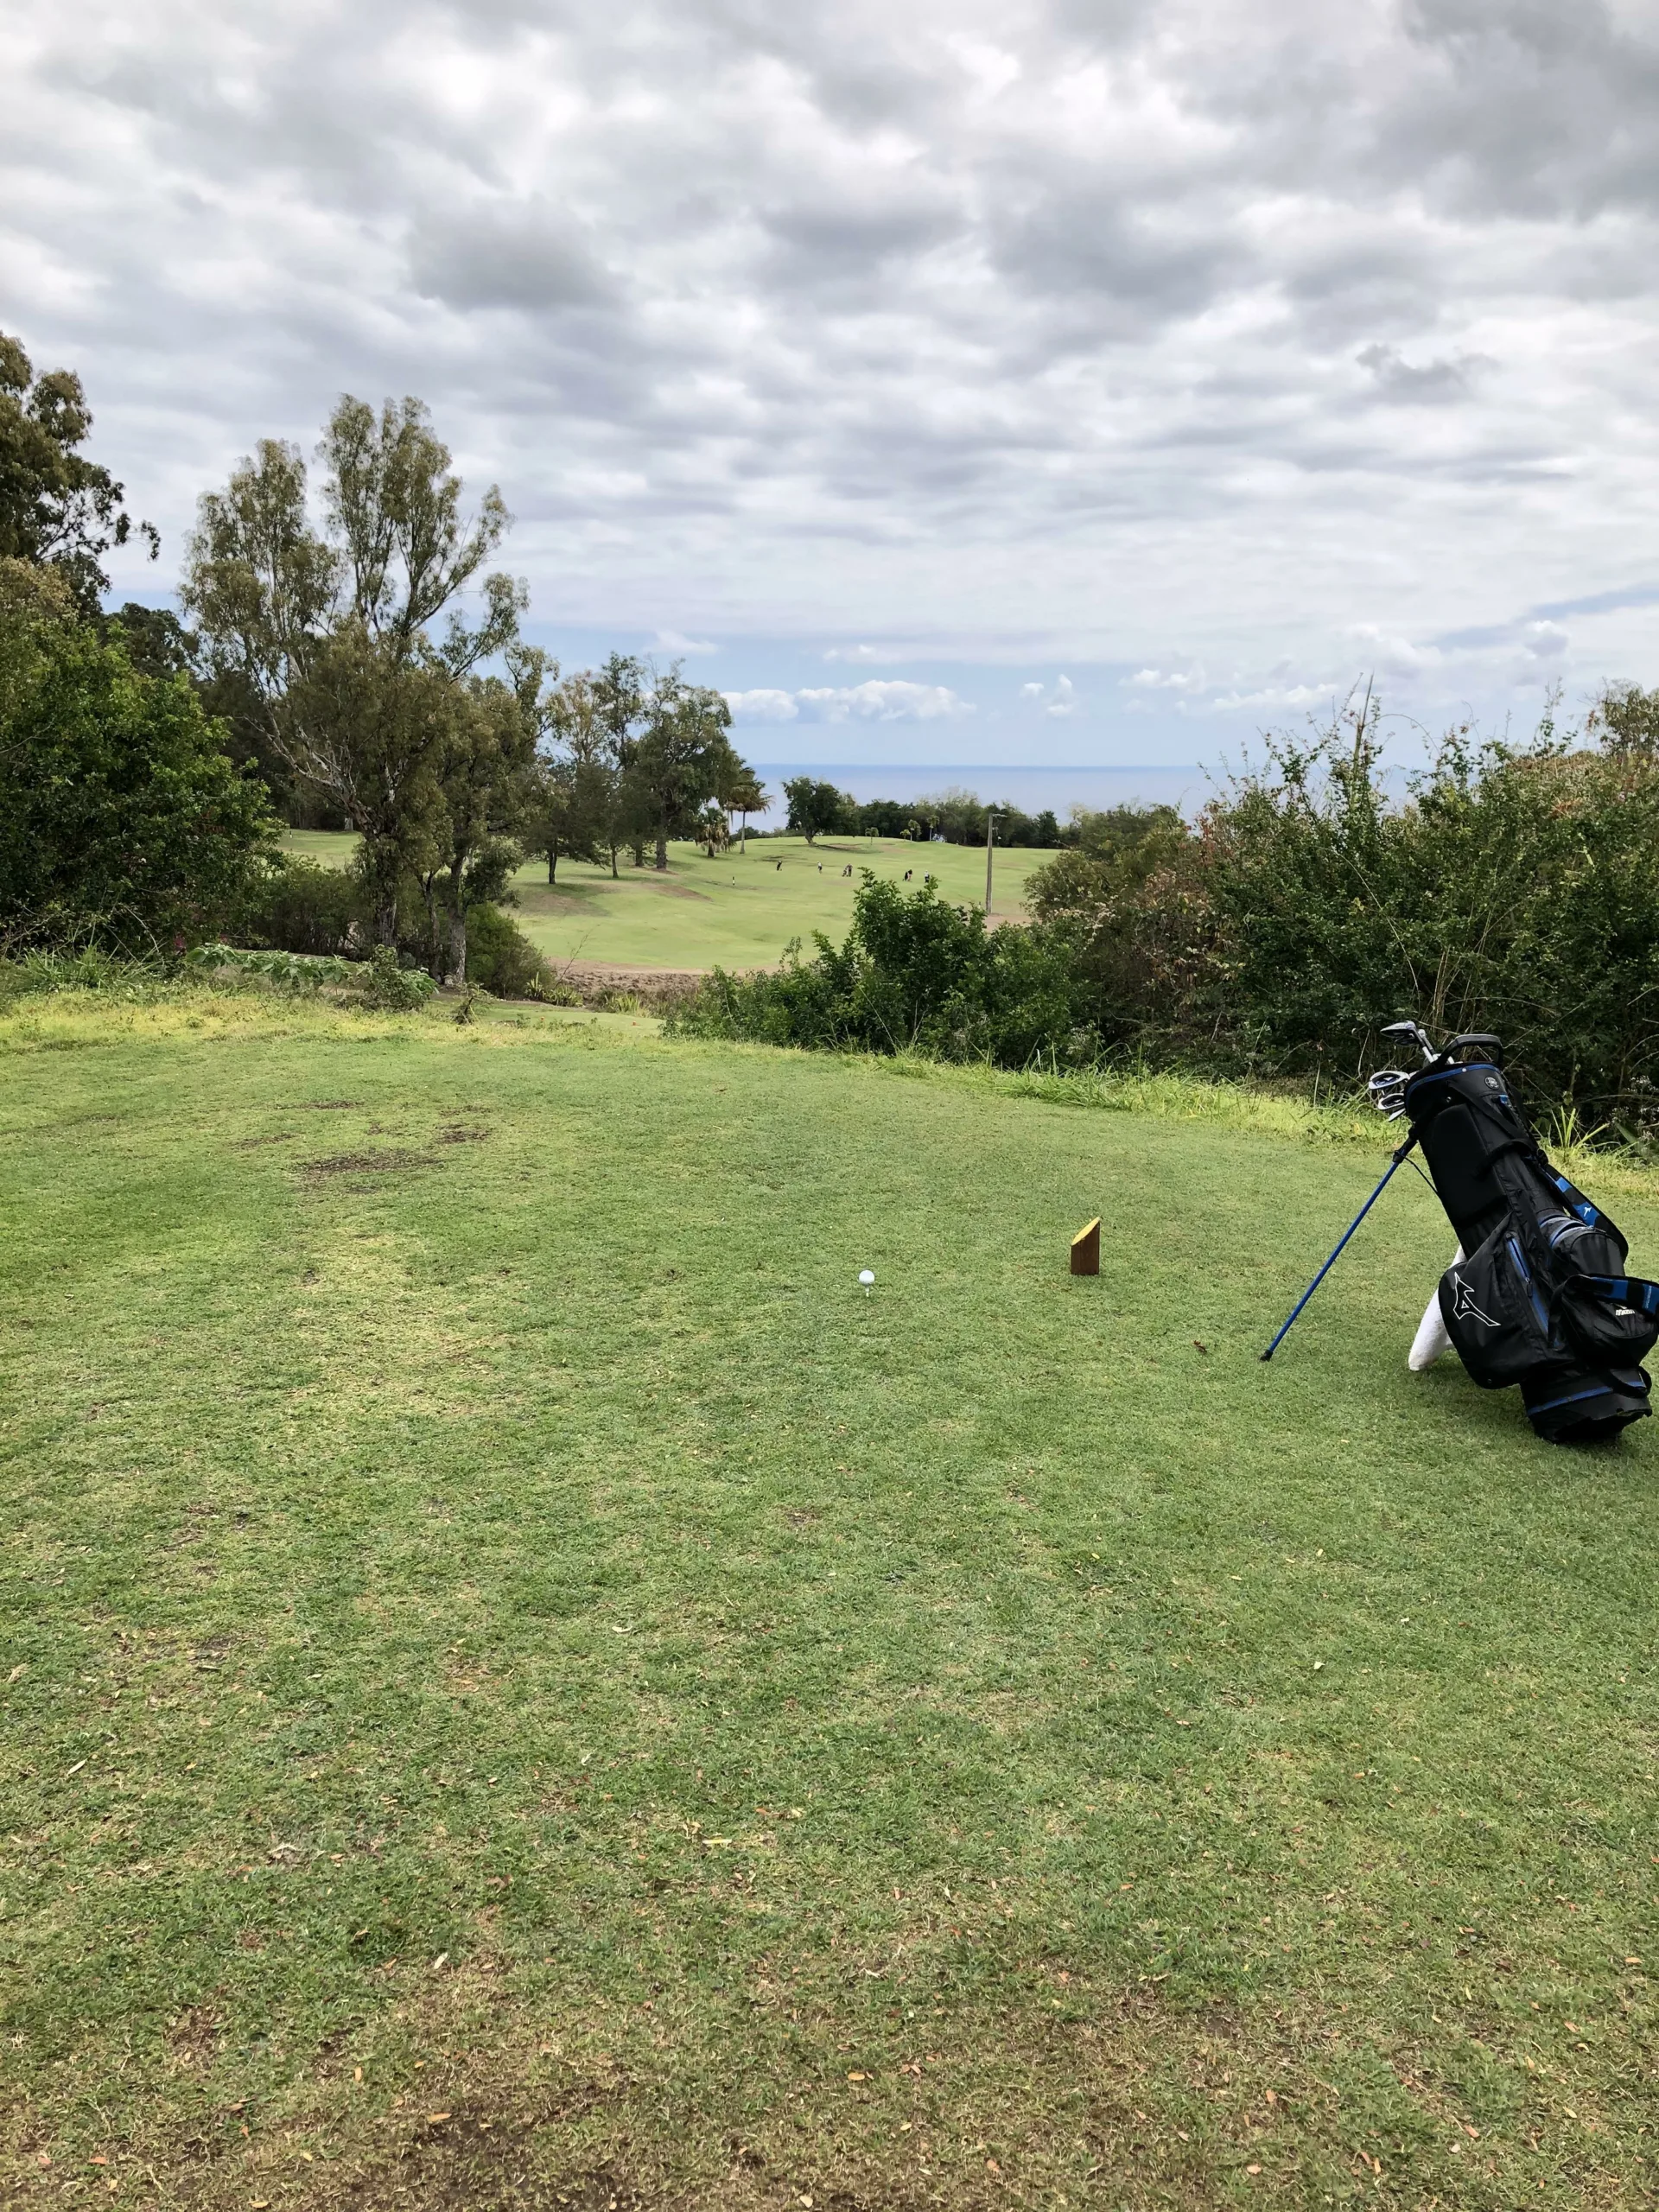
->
(984, 810, 1001, 916)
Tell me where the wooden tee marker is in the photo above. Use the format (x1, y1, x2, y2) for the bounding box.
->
(1070, 1217, 1101, 1275)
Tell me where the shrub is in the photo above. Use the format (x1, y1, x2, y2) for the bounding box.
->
(1026, 705, 1659, 1128)
(464, 902, 550, 998)
(678, 709, 1659, 1138)
(361, 946, 438, 1011)
(671, 873, 1096, 1067)
(232, 855, 366, 956)
(0, 565, 276, 950)
(185, 942, 360, 989)
(184, 939, 436, 1010)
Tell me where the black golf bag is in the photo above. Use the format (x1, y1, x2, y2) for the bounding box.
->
(1402, 1050, 1658, 1443)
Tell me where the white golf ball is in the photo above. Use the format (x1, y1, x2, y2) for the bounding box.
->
(858, 1269, 875, 1287)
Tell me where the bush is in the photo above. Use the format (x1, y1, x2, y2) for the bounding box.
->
(0, 563, 276, 951)
(464, 902, 550, 997)
(677, 708, 1659, 1141)
(361, 945, 437, 1010)
(232, 855, 366, 956)
(185, 942, 360, 990)
(1026, 705, 1659, 1130)
(184, 939, 436, 1009)
(671, 873, 1096, 1067)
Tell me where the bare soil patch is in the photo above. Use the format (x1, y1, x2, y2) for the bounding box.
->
(299, 1150, 438, 1180)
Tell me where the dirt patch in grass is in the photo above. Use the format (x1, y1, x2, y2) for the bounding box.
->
(549, 963, 712, 1013)
(299, 1150, 439, 1180)
(329, 2112, 644, 2212)
(165, 2004, 223, 2075)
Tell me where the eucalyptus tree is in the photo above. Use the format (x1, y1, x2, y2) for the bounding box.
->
(591, 651, 651, 869)
(0, 329, 158, 616)
(415, 646, 546, 981)
(181, 396, 525, 944)
(527, 667, 616, 883)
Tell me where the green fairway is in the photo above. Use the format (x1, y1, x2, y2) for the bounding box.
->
(3, 990, 1657, 2210)
(283, 829, 1051, 972)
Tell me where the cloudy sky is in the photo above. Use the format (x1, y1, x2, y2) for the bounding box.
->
(6, 0, 1659, 775)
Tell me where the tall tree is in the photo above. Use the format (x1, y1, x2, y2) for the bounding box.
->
(527, 667, 616, 883)
(182, 397, 525, 943)
(415, 646, 544, 982)
(0, 331, 158, 616)
(783, 774, 849, 844)
(718, 756, 770, 851)
(281, 625, 451, 944)
(591, 652, 650, 870)
(624, 673, 735, 869)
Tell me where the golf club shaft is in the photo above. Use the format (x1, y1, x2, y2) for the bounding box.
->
(1259, 1134, 1419, 1363)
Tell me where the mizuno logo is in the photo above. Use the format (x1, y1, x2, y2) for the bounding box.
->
(1451, 1275, 1498, 1328)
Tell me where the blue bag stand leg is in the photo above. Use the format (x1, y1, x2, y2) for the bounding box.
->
(1260, 1133, 1420, 1363)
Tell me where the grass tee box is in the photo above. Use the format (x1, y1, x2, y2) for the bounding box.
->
(284, 830, 1052, 973)
(1, 989, 1656, 2209)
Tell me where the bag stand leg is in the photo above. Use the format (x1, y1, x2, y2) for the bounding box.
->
(1260, 1136, 1417, 1363)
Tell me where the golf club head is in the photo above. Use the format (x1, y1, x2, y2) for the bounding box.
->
(1380, 1020, 1437, 1065)
(1367, 1068, 1410, 1119)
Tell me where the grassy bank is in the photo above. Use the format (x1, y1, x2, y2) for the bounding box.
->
(2, 989, 1656, 2209)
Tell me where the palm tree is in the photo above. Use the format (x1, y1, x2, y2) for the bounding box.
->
(722, 761, 771, 853)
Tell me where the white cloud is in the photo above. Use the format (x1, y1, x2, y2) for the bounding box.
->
(727, 679, 972, 723)
(798, 681, 974, 721)
(4, 0, 1659, 733)
(725, 688, 800, 721)
(1347, 626, 1444, 676)
(1128, 665, 1209, 695)
(655, 630, 717, 656)
(1021, 674, 1079, 716)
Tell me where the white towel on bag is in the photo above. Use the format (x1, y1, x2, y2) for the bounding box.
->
(1408, 1245, 1465, 1370)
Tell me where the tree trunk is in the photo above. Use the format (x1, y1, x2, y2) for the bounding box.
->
(548, 847, 557, 884)
(420, 877, 442, 980)
(447, 907, 467, 986)
(655, 829, 669, 870)
(609, 839, 620, 880)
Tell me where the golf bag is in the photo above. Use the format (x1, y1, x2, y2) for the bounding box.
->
(1402, 1051, 1658, 1443)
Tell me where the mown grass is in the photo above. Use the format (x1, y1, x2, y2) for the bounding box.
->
(2, 986, 1656, 2211)
(284, 830, 1051, 972)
